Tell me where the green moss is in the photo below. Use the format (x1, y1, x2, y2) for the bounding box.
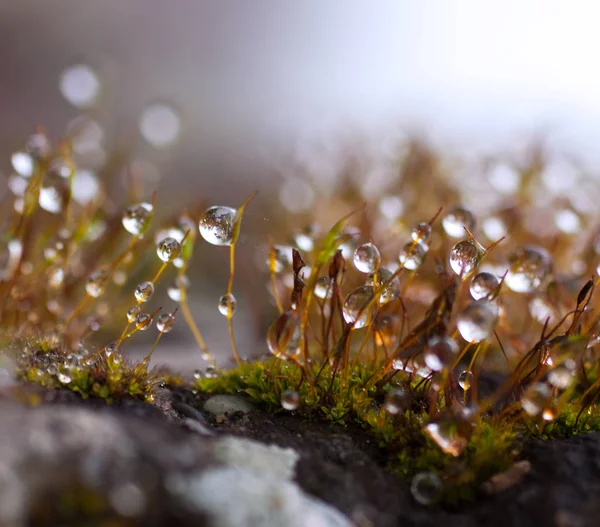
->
(196, 359, 521, 503)
(7, 339, 162, 403)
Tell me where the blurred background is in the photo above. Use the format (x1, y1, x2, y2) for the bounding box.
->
(2, 0, 600, 370)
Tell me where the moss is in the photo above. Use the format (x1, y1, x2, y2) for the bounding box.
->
(7, 338, 163, 403)
(195, 359, 521, 503)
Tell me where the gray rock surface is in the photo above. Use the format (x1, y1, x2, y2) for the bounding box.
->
(4, 384, 600, 526)
(203, 394, 256, 416)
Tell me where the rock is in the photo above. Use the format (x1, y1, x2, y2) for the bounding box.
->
(174, 467, 352, 527)
(203, 394, 255, 416)
(0, 399, 215, 526)
(214, 436, 298, 480)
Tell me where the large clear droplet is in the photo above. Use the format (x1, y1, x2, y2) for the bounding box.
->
(424, 336, 459, 372)
(198, 206, 237, 246)
(424, 412, 472, 457)
(134, 281, 154, 303)
(314, 276, 334, 300)
(342, 286, 377, 329)
(134, 313, 153, 331)
(156, 313, 175, 333)
(410, 222, 432, 249)
(157, 237, 181, 263)
(353, 242, 381, 274)
(469, 272, 500, 300)
(457, 300, 498, 342)
(449, 240, 479, 277)
(398, 242, 427, 270)
(218, 293, 237, 317)
(505, 246, 553, 293)
(442, 207, 476, 238)
(122, 203, 153, 236)
(267, 311, 303, 359)
(367, 268, 400, 305)
(127, 305, 141, 322)
(281, 389, 300, 410)
(458, 370, 473, 390)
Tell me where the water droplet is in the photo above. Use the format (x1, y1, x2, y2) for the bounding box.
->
(39, 180, 67, 213)
(122, 203, 153, 236)
(281, 389, 300, 410)
(294, 224, 319, 252)
(424, 336, 459, 372)
(157, 237, 181, 263)
(442, 206, 476, 238)
(521, 383, 552, 416)
(373, 314, 400, 347)
(424, 412, 472, 456)
(8, 174, 27, 196)
(47, 364, 58, 376)
(342, 286, 377, 329)
(86, 268, 110, 298)
(11, 151, 34, 177)
(267, 311, 303, 359)
(72, 170, 100, 205)
(529, 296, 556, 325)
(457, 300, 498, 342)
(449, 240, 479, 277)
(57, 370, 72, 384)
(127, 305, 141, 322)
(458, 370, 473, 390)
(26, 132, 51, 160)
(59, 64, 100, 108)
(218, 293, 237, 317)
(482, 216, 507, 240)
(198, 206, 237, 246)
(411, 222, 432, 248)
(555, 208, 580, 234)
(268, 245, 294, 273)
(505, 246, 553, 293)
(156, 313, 175, 333)
(48, 157, 71, 179)
(134, 281, 154, 303)
(470, 272, 500, 300)
(398, 242, 427, 270)
(367, 268, 400, 305)
(167, 274, 190, 302)
(548, 365, 574, 389)
(134, 313, 153, 331)
(411, 472, 443, 505)
(379, 195, 404, 220)
(47, 267, 65, 289)
(314, 276, 334, 300)
(353, 242, 381, 274)
(384, 387, 409, 415)
(105, 342, 119, 357)
(139, 103, 181, 148)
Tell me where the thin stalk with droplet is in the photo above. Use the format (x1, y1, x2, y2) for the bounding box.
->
(226, 191, 257, 364)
